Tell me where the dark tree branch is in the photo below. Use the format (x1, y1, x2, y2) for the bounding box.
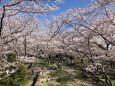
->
(0, 6, 5, 36)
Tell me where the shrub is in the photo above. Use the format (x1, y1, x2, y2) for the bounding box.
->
(0, 64, 28, 86)
(7, 53, 16, 63)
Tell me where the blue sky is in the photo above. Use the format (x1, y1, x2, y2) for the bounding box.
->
(0, 0, 92, 15)
(53, 0, 92, 15)
(40, 0, 93, 20)
(40, 0, 93, 29)
(0, 0, 93, 20)
(0, 0, 93, 30)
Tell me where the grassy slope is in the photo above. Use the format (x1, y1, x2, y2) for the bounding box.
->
(26, 58, 106, 86)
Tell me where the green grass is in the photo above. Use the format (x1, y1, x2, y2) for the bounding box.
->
(111, 80, 115, 86)
(32, 58, 57, 69)
(56, 76, 75, 85)
(22, 80, 32, 86)
(48, 69, 69, 78)
(27, 58, 115, 86)
(42, 80, 61, 86)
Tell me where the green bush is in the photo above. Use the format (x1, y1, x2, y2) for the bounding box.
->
(0, 64, 28, 86)
(48, 70, 74, 85)
(75, 69, 84, 78)
(13, 64, 28, 85)
(7, 53, 16, 63)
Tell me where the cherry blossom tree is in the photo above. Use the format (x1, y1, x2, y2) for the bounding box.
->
(0, 0, 61, 83)
(48, 0, 115, 85)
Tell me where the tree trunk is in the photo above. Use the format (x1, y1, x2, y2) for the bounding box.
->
(23, 37, 27, 56)
(31, 72, 40, 86)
